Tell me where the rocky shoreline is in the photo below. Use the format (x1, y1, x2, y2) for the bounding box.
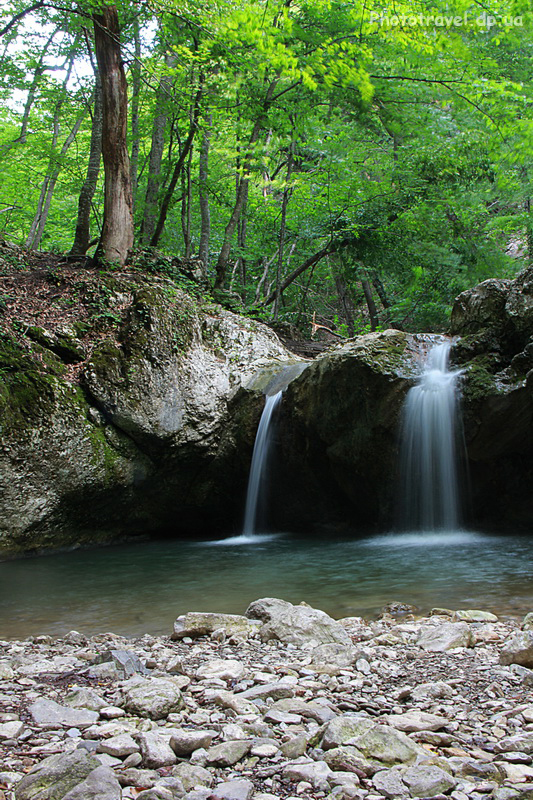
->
(1, 598, 533, 800)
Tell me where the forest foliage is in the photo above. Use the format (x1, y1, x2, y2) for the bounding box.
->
(0, 0, 532, 335)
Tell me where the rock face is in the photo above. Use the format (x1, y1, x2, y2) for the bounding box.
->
(277, 329, 429, 528)
(450, 266, 533, 529)
(0, 278, 298, 556)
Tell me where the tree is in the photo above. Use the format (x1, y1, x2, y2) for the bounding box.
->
(92, 4, 133, 267)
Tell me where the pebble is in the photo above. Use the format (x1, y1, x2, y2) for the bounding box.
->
(1, 599, 532, 800)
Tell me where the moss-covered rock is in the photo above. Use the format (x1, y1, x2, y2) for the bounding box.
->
(0, 278, 296, 558)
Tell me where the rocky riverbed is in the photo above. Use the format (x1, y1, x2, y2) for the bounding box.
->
(1, 597, 533, 800)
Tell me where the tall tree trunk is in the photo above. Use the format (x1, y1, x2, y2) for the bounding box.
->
(70, 73, 103, 256)
(273, 146, 294, 321)
(334, 272, 355, 336)
(361, 277, 378, 331)
(129, 10, 141, 203)
(150, 83, 202, 248)
(92, 5, 134, 267)
(214, 77, 279, 289)
(197, 114, 211, 272)
(140, 52, 176, 245)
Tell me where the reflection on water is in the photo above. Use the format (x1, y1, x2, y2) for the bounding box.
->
(0, 530, 532, 639)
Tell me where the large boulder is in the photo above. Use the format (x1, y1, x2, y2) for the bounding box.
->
(450, 267, 533, 529)
(0, 278, 300, 556)
(278, 329, 426, 528)
(245, 597, 352, 647)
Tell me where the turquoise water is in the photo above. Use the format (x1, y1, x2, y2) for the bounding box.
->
(1, 530, 532, 639)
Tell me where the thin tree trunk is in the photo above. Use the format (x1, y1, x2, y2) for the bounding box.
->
(26, 47, 79, 249)
(150, 83, 202, 248)
(273, 146, 294, 321)
(181, 146, 193, 256)
(27, 113, 86, 250)
(362, 277, 378, 331)
(214, 76, 280, 289)
(262, 243, 336, 306)
(197, 114, 211, 272)
(92, 5, 134, 267)
(129, 10, 141, 202)
(140, 52, 176, 244)
(70, 73, 103, 255)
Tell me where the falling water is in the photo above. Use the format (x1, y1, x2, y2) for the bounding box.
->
(242, 391, 282, 536)
(399, 341, 463, 531)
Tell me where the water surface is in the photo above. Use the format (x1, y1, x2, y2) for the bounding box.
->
(1, 531, 532, 639)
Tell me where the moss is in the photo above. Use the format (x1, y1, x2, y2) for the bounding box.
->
(462, 356, 500, 403)
(0, 334, 58, 435)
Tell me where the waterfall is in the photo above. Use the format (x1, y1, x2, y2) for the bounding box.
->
(243, 391, 282, 536)
(399, 341, 463, 531)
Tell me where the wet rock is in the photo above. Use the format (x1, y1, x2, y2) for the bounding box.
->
(246, 598, 352, 647)
(416, 622, 473, 651)
(500, 631, 533, 667)
(118, 675, 184, 719)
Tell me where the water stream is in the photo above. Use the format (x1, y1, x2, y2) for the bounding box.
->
(399, 341, 463, 531)
(242, 391, 282, 537)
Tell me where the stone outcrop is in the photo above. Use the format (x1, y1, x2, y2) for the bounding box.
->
(450, 266, 533, 529)
(0, 278, 299, 557)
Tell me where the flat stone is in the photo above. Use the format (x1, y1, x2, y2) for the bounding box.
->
(93, 649, 150, 677)
(250, 742, 278, 757)
(171, 613, 260, 641)
(402, 764, 457, 797)
(384, 710, 448, 732)
(64, 687, 107, 711)
(416, 622, 473, 651)
(453, 609, 499, 623)
(196, 659, 245, 682)
(27, 698, 99, 729)
(204, 689, 257, 716)
(320, 713, 375, 750)
(171, 763, 214, 791)
(0, 720, 24, 740)
(205, 740, 251, 767)
(212, 778, 254, 800)
(97, 733, 139, 757)
(170, 729, 217, 755)
(238, 680, 295, 701)
(282, 758, 333, 789)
